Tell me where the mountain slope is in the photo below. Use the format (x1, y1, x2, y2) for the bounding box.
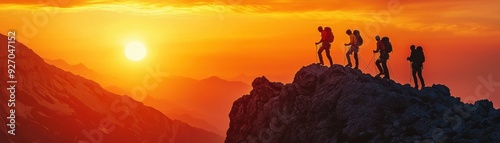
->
(43, 58, 125, 90)
(226, 64, 500, 143)
(0, 34, 223, 143)
(231, 73, 254, 85)
(43, 59, 96, 78)
(146, 76, 251, 135)
(43, 57, 251, 136)
(143, 95, 226, 136)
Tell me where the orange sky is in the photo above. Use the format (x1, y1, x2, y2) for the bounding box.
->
(1, 0, 500, 105)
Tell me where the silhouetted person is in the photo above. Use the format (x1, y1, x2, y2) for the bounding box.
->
(315, 26, 334, 66)
(344, 29, 358, 69)
(407, 45, 425, 89)
(373, 36, 390, 79)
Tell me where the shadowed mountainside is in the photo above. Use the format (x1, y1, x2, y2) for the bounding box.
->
(45, 58, 251, 136)
(227, 64, 500, 143)
(0, 34, 223, 143)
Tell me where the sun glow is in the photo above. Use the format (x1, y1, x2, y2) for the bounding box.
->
(125, 41, 147, 61)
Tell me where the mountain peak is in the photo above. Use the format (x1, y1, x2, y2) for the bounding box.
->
(203, 76, 224, 81)
(74, 62, 88, 69)
(0, 34, 223, 142)
(227, 64, 500, 143)
(0, 34, 44, 70)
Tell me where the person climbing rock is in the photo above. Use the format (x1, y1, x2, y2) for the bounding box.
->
(373, 36, 391, 79)
(315, 26, 334, 67)
(407, 45, 426, 89)
(344, 29, 359, 69)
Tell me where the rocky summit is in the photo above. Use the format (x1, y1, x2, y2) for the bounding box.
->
(226, 64, 500, 143)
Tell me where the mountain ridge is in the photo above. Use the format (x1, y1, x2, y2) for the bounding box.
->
(145, 75, 251, 135)
(41, 53, 250, 137)
(0, 34, 223, 143)
(226, 64, 500, 142)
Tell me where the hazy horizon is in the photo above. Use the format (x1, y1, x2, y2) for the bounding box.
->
(1, 0, 499, 130)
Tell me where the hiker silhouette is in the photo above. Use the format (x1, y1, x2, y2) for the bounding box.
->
(407, 45, 426, 89)
(315, 26, 334, 67)
(344, 29, 359, 69)
(373, 36, 390, 79)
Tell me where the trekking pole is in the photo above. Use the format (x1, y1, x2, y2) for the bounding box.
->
(360, 52, 375, 73)
(409, 63, 412, 83)
(363, 53, 376, 72)
(315, 44, 318, 63)
(344, 45, 348, 65)
(388, 62, 398, 83)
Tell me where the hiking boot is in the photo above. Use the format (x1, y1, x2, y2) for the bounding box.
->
(345, 63, 352, 68)
(383, 76, 390, 79)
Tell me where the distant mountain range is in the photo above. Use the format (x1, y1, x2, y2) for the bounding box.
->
(143, 75, 251, 136)
(42, 54, 252, 137)
(43, 58, 125, 90)
(143, 95, 226, 136)
(0, 34, 223, 142)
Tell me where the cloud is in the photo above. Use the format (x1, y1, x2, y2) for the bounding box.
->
(2, 0, 498, 36)
(0, 0, 401, 11)
(386, 0, 500, 35)
(0, 0, 87, 7)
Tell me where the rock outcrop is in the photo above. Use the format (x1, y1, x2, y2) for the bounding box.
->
(227, 64, 500, 143)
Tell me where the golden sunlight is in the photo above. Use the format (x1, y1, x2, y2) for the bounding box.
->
(125, 41, 147, 61)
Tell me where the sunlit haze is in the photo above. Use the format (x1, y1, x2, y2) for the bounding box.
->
(125, 41, 147, 61)
(1, 0, 499, 104)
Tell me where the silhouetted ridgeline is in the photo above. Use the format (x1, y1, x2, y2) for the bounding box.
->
(226, 64, 500, 143)
(0, 34, 223, 142)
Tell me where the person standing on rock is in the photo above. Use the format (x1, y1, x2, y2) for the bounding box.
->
(407, 45, 426, 89)
(344, 29, 359, 70)
(373, 36, 390, 79)
(315, 26, 334, 67)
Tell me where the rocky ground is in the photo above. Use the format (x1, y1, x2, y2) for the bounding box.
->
(226, 64, 500, 143)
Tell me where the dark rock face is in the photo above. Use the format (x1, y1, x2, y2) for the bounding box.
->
(0, 34, 223, 143)
(226, 64, 500, 143)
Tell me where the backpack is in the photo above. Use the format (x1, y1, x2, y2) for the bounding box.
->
(324, 27, 334, 43)
(353, 30, 363, 46)
(381, 37, 392, 53)
(416, 48, 425, 63)
(421, 52, 425, 63)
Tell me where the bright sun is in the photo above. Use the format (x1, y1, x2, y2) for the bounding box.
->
(125, 41, 147, 61)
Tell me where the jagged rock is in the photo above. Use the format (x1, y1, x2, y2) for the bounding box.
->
(226, 64, 500, 143)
